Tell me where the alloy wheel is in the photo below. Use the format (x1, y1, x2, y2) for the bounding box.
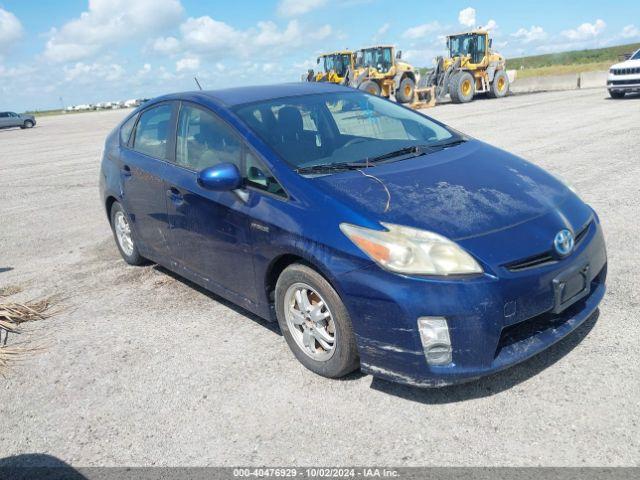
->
(114, 210, 134, 257)
(284, 282, 336, 361)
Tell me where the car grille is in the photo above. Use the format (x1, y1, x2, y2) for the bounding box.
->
(504, 220, 592, 272)
(608, 79, 640, 85)
(611, 67, 640, 75)
(494, 262, 606, 359)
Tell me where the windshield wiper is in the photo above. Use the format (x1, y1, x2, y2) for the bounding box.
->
(296, 138, 469, 174)
(428, 138, 468, 150)
(361, 139, 468, 165)
(295, 162, 365, 174)
(363, 145, 430, 164)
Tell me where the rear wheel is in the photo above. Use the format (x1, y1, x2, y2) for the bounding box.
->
(396, 76, 415, 103)
(359, 80, 381, 96)
(109, 201, 146, 265)
(275, 264, 359, 378)
(488, 70, 509, 98)
(608, 89, 625, 99)
(450, 71, 475, 103)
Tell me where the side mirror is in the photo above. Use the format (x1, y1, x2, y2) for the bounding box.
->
(489, 38, 493, 48)
(396, 50, 402, 60)
(316, 57, 320, 64)
(197, 163, 242, 191)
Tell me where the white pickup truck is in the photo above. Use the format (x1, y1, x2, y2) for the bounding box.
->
(607, 48, 640, 98)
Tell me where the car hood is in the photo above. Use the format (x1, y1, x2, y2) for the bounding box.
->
(312, 140, 575, 241)
(611, 58, 640, 69)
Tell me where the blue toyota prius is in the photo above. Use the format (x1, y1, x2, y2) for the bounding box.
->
(99, 83, 607, 387)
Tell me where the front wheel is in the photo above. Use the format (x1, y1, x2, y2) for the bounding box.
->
(608, 89, 625, 99)
(358, 80, 381, 96)
(396, 76, 415, 103)
(450, 71, 475, 103)
(109, 201, 146, 265)
(275, 264, 359, 378)
(488, 70, 509, 98)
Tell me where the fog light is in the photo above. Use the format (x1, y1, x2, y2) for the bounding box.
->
(417, 317, 452, 366)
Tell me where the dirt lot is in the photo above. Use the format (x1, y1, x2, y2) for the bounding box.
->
(1, 89, 639, 466)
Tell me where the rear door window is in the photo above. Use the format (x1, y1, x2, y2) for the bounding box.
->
(132, 104, 172, 160)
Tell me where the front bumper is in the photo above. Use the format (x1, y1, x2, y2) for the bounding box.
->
(607, 75, 640, 91)
(338, 219, 607, 387)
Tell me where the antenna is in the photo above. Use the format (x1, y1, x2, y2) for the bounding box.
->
(194, 76, 203, 91)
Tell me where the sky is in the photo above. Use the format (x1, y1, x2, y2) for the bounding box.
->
(0, 0, 639, 112)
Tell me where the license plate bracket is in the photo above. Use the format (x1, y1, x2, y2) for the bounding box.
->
(552, 263, 590, 314)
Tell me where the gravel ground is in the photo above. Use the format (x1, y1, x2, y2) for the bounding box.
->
(0, 88, 639, 467)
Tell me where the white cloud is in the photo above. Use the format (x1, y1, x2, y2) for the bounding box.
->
(180, 16, 240, 52)
(376, 23, 390, 36)
(63, 62, 125, 83)
(43, 0, 183, 62)
(511, 26, 547, 43)
(621, 25, 639, 39)
(254, 20, 302, 47)
(176, 56, 200, 72)
(152, 36, 181, 55)
(484, 19, 498, 31)
(562, 19, 606, 41)
(277, 0, 327, 17)
(403, 21, 443, 40)
(458, 7, 476, 28)
(153, 15, 331, 67)
(0, 8, 23, 54)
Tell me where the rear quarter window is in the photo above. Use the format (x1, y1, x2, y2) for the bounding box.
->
(120, 114, 138, 146)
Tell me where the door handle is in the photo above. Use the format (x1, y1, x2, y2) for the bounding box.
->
(121, 165, 132, 177)
(166, 187, 184, 205)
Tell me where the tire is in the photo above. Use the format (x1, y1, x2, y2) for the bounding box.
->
(396, 76, 415, 103)
(275, 263, 359, 378)
(109, 201, 146, 266)
(358, 80, 381, 96)
(23, 120, 34, 128)
(488, 70, 509, 98)
(608, 89, 625, 99)
(449, 71, 475, 103)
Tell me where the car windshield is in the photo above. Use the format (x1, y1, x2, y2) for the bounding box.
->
(633, 49, 640, 60)
(234, 91, 459, 174)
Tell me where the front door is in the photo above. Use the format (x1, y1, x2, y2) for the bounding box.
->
(164, 102, 257, 302)
(120, 102, 175, 259)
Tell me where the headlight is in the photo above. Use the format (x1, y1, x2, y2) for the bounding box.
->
(339, 222, 482, 275)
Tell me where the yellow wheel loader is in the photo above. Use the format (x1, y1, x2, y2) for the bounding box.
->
(306, 51, 355, 84)
(347, 46, 420, 104)
(425, 29, 509, 104)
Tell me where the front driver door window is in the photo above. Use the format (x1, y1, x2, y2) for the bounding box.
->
(164, 102, 258, 304)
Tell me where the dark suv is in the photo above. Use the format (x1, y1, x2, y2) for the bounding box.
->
(0, 112, 36, 129)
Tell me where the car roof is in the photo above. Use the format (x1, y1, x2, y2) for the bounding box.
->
(155, 82, 355, 108)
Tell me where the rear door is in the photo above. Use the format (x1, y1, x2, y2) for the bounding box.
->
(163, 102, 257, 301)
(0, 113, 10, 128)
(119, 102, 176, 259)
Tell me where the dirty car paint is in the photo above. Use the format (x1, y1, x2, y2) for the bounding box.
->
(100, 83, 607, 387)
